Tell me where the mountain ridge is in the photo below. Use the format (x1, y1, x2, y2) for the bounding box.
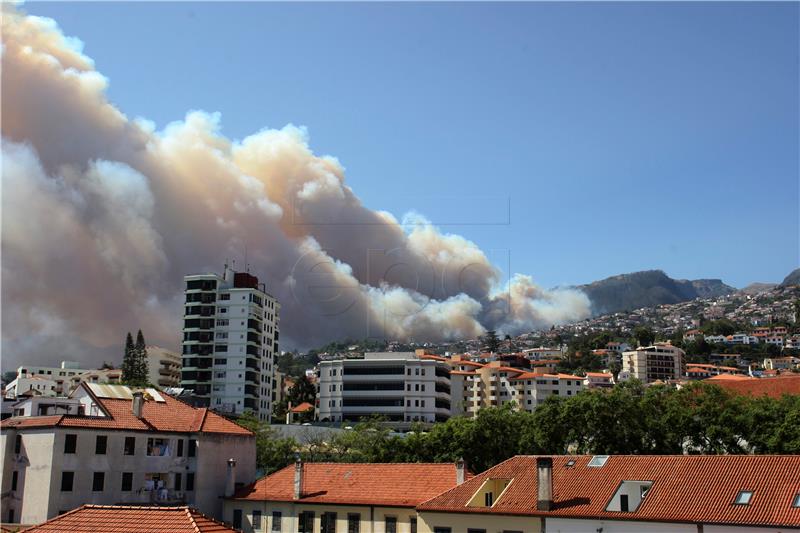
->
(577, 270, 736, 316)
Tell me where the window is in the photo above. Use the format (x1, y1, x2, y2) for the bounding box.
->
(468, 530, 486, 533)
(188, 439, 197, 457)
(186, 473, 195, 491)
(233, 509, 243, 530)
(11, 471, 18, 491)
(793, 493, 800, 508)
(92, 472, 105, 492)
(121, 472, 133, 491)
(253, 510, 262, 530)
(409, 518, 416, 533)
(620, 494, 629, 512)
(321, 512, 337, 533)
(7, 509, 14, 523)
(433, 528, 451, 533)
(565, 459, 576, 467)
(272, 511, 282, 532)
(484, 492, 494, 506)
(124, 436, 136, 455)
(177, 439, 184, 457)
(60, 471, 74, 492)
(734, 490, 753, 505)
(95, 435, 107, 455)
(385, 517, 396, 533)
(64, 434, 77, 454)
(14, 435, 21, 454)
(298, 511, 314, 533)
(147, 438, 170, 456)
(348, 514, 360, 533)
(588, 455, 609, 467)
(174, 473, 182, 491)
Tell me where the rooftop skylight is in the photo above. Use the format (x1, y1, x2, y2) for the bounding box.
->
(734, 491, 753, 505)
(588, 455, 609, 468)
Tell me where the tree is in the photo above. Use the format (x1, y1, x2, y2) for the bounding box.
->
(633, 326, 655, 348)
(238, 413, 299, 474)
(122, 330, 149, 387)
(121, 332, 136, 383)
(484, 330, 500, 353)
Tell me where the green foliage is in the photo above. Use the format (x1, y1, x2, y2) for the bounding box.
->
(121, 330, 149, 387)
(239, 383, 800, 475)
(632, 326, 655, 348)
(701, 319, 739, 336)
(276, 352, 320, 378)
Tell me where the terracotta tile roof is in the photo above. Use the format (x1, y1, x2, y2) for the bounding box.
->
(706, 374, 753, 381)
(233, 462, 466, 507)
(714, 374, 800, 399)
(0, 384, 252, 436)
(450, 371, 477, 376)
(585, 372, 612, 378)
(18, 505, 236, 532)
(418, 455, 800, 528)
(290, 402, 314, 413)
(447, 360, 484, 368)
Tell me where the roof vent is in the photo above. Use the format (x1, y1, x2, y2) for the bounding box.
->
(565, 459, 576, 468)
(588, 455, 609, 468)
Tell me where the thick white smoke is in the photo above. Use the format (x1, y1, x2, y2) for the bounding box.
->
(0, 5, 590, 369)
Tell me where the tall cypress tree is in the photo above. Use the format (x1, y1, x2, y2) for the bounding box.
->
(121, 332, 135, 383)
(134, 329, 149, 386)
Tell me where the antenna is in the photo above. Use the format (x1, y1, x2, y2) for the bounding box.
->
(244, 244, 249, 273)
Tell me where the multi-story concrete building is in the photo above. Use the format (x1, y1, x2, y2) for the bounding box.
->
(146, 346, 182, 389)
(181, 267, 280, 421)
(0, 383, 255, 525)
(4, 375, 59, 399)
(316, 352, 451, 426)
(622, 343, 685, 383)
(11, 362, 89, 397)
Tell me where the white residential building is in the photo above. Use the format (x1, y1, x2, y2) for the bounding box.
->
(316, 352, 451, 426)
(4, 375, 59, 399)
(12, 361, 89, 396)
(0, 383, 255, 525)
(622, 344, 685, 383)
(181, 267, 280, 422)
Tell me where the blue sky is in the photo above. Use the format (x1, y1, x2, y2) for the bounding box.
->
(24, 1, 799, 288)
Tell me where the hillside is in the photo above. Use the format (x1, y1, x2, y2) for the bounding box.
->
(781, 268, 800, 287)
(579, 270, 735, 315)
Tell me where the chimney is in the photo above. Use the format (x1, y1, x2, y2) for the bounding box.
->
(536, 457, 553, 511)
(293, 455, 303, 500)
(225, 458, 237, 497)
(286, 401, 292, 425)
(132, 391, 144, 418)
(456, 458, 466, 485)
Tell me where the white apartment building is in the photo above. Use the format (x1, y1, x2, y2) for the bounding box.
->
(510, 372, 584, 410)
(0, 383, 255, 525)
(4, 375, 59, 399)
(181, 267, 280, 421)
(11, 361, 89, 396)
(316, 352, 451, 426)
(622, 344, 685, 383)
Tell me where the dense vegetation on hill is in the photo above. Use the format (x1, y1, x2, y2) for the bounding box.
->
(578, 270, 735, 315)
(239, 381, 800, 474)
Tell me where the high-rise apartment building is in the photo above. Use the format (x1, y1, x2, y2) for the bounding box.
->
(181, 266, 279, 421)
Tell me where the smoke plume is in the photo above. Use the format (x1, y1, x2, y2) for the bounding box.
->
(1, 6, 590, 369)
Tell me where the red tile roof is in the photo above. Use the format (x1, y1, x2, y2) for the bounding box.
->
(714, 374, 800, 399)
(290, 402, 314, 413)
(233, 463, 466, 507)
(1, 384, 252, 436)
(418, 455, 800, 528)
(18, 505, 236, 532)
